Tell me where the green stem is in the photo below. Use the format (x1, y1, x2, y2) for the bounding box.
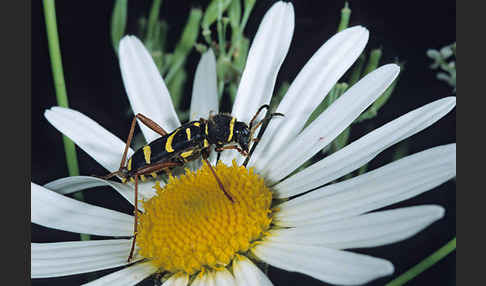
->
(228, 0, 254, 58)
(165, 8, 202, 83)
(43, 0, 88, 241)
(217, 1, 226, 57)
(337, 2, 351, 32)
(146, 0, 162, 40)
(363, 48, 383, 76)
(386, 238, 456, 286)
(348, 53, 366, 86)
(216, 1, 227, 98)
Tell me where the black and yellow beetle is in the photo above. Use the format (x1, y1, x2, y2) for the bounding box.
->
(100, 104, 282, 261)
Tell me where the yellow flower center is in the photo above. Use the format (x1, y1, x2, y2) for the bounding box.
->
(137, 161, 273, 275)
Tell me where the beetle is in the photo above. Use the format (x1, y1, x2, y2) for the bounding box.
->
(99, 104, 282, 261)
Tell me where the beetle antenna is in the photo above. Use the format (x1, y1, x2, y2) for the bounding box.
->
(244, 112, 285, 167)
(249, 104, 270, 130)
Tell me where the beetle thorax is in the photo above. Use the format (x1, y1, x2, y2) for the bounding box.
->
(206, 114, 236, 146)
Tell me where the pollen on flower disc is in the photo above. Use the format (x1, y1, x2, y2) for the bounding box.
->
(136, 160, 273, 275)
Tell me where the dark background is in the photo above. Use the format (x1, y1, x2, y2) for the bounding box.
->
(32, 0, 456, 285)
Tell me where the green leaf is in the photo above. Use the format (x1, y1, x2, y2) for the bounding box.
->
(137, 17, 147, 38)
(216, 56, 231, 98)
(357, 162, 368, 176)
(158, 20, 169, 52)
(370, 73, 398, 111)
(166, 8, 202, 82)
(217, 13, 227, 56)
(195, 43, 208, 53)
(270, 81, 290, 110)
(201, 0, 232, 31)
(151, 50, 164, 75)
(331, 126, 351, 154)
(233, 36, 249, 71)
(167, 68, 187, 111)
(243, 0, 256, 11)
(356, 62, 402, 123)
(227, 0, 255, 59)
(426, 49, 441, 60)
(305, 83, 348, 129)
(146, 0, 163, 42)
(392, 141, 410, 161)
(228, 0, 242, 47)
(440, 45, 453, 58)
(110, 0, 127, 53)
(228, 82, 238, 104)
(362, 48, 382, 76)
(348, 53, 366, 87)
(148, 20, 168, 73)
(159, 53, 172, 75)
(228, 0, 241, 30)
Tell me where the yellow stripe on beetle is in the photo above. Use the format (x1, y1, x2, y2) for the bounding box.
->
(181, 150, 194, 158)
(227, 117, 236, 142)
(186, 128, 191, 141)
(127, 158, 132, 171)
(143, 145, 151, 164)
(165, 130, 178, 153)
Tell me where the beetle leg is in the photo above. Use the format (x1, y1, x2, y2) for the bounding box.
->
(215, 145, 248, 156)
(119, 115, 139, 172)
(127, 161, 183, 262)
(123, 113, 170, 171)
(127, 174, 139, 262)
(99, 113, 169, 182)
(95, 170, 123, 180)
(96, 117, 138, 181)
(202, 150, 235, 203)
(125, 113, 169, 167)
(135, 113, 168, 136)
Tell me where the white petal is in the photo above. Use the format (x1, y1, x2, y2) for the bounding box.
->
(31, 239, 140, 278)
(268, 205, 444, 249)
(231, 1, 294, 123)
(119, 35, 180, 142)
(248, 26, 369, 171)
(206, 271, 217, 286)
(32, 183, 133, 236)
(186, 157, 203, 172)
(191, 273, 208, 286)
(82, 261, 157, 286)
(252, 241, 393, 285)
(214, 268, 236, 286)
(220, 1, 295, 165)
(44, 176, 160, 211)
(190, 49, 218, 121)
(274, 96, 456, 197)
(265, 64, 400, 182)
(45, 107, 132, 173)
(275, 144, 456, 226)
(233, 256, 273, 286)
(162, 273, 189, 286)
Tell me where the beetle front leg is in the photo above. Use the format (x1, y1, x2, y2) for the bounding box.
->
(215, 145, 248, 156)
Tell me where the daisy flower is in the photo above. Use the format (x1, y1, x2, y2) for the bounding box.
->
(32, 2, 456, 285)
